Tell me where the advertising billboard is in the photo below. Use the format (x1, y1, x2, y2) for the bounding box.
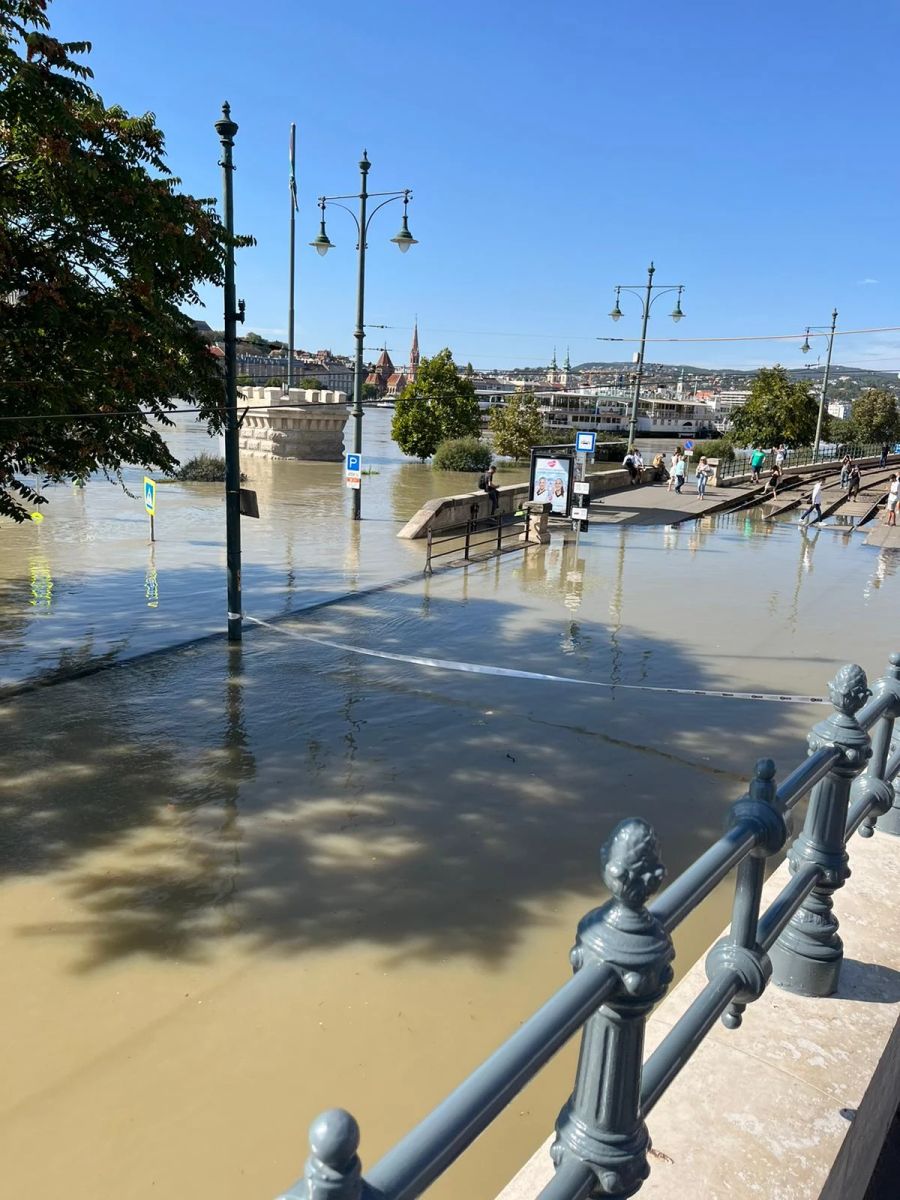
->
(529, 454, 574, 517)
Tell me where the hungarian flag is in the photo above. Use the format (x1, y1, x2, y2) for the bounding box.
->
(289, 122, 298, 212)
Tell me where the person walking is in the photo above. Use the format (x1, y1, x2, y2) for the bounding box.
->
(480, 464, 500, 516)
(666, 448, 680, 492)
(800, 478, 823, 525)
(672, 451, 687, 494)
(840, 454, 851, 489)
(775, 444, 787, 472)
(695, 456, 713, 498)
(884, 474, 899, 526)
(750, 447, 766, 483)
(633, 448, 645, 481)
(880, 443, 889, 468)
(847, 462, 861, 500)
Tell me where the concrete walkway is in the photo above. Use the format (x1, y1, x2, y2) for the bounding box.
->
(588, 478, 757, 526)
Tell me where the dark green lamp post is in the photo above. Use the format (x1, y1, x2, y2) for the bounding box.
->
(215, 101, 244, 642)
(801, 308, 838, 456)
(311, 154, 416, 521)
(609, 263, 686, 450)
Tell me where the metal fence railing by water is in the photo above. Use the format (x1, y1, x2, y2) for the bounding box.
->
(718, 442, 886, 482)
(276, 653, 900, 1200)
(424, 509, 530, 575)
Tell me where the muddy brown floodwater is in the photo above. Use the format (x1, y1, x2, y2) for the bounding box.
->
(0, 412, 898, 1199)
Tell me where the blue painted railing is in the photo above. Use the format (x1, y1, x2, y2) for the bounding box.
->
(277, 653, 900, 1200)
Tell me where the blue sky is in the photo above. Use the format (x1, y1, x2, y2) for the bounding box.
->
(51, 0, 900, 372)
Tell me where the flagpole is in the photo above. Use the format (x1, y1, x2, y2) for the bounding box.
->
(287, 121, 297, 390)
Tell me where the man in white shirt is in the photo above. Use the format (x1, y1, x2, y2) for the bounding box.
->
(800, 479, 823, 525)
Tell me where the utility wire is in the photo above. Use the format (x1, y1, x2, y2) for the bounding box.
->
(372, 322, 900, 345)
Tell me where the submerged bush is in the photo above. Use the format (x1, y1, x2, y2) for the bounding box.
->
(690, 438, 735, 463)
(174, 454, 227, 482)
(432, 437, 493, 472)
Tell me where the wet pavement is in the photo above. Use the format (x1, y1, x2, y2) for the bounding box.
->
(0, 410, 528, 691)
(1, 423, 899, 1200)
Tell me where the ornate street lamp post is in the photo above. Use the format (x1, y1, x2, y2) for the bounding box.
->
(801, 308, 838, 457)
(311, 152, 416, 520)
(215, 102, 245, 642)
(609, 263, 685, 450)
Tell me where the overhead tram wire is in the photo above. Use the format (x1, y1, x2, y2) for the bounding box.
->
(5, 322, 900, 425)
(369, 322, 900, 345)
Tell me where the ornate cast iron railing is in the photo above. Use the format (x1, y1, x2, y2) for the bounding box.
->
(277, 653, 900, 1200)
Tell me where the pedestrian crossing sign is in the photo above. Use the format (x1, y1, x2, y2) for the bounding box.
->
(143, 476, 156, 516)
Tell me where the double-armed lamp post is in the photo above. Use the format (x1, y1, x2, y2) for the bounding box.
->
(215, 102, 244, 643)
(801, 308, 838, 456)
(609, 263, 685, 449)
(310, 152, 416, 520)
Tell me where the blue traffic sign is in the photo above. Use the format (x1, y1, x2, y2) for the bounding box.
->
(345, 453, 361, 473)
(575, 431, 596, 453)
(143, 476, 156, 516)
(684, 439, 694, 451)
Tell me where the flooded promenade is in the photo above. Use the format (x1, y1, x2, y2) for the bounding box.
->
(1, 413, 898, 1199)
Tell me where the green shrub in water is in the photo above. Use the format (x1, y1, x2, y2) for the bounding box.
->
(432, 437, 493, 472)
(690, 438, 735, 464)
(174, 454, 227, 482)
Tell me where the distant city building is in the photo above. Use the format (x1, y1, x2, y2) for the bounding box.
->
(827, 398, 853, 421)
(235, 353, 353, 391)
(365, 348, 395, 397)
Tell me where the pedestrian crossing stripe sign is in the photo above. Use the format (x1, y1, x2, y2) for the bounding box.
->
(143, 476, 156, 516)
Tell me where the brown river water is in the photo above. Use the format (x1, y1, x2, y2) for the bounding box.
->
(0, 410, 898, 1198)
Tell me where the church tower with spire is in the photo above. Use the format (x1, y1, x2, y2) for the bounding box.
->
(548, 347, 558, 385)
(408, 320, 420, 382)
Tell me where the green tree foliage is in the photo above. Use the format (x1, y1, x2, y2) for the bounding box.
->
(0, 0, 249, 520)
(728, 366, 817, 449)
(391, 347, 480, 460)
(174, 453, 226, 482)
(431, 436, 492, 472)
(848, 388, 900, 445)
(488, 391, 546, 460)
(690, 437, 734, 463)
(264, 377, 284, 387)
(296, 376, 324, 390)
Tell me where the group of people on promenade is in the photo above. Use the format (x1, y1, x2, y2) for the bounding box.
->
(623, 446, 713, 498)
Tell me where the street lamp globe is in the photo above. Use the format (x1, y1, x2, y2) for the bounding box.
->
(801, 330, 812, 354)
(609, 301, 623, 322)
(390, 215, 418, 253)
(310, 220, 334, 256)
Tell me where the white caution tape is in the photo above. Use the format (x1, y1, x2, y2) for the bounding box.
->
(245, 616, 826, 706)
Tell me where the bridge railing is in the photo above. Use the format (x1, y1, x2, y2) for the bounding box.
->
(277, 653, 900, 1200)
(718, 441, 887, 481)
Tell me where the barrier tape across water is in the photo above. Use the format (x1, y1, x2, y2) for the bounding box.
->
(245, 616, 826, 706)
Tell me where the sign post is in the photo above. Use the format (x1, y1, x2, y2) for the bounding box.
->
(143, 476, 156, 542)
(345, 452, 362, 491)
(572, 432, 595, 531)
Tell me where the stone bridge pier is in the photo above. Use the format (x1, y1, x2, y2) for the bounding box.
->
(238, 386, 350, 462)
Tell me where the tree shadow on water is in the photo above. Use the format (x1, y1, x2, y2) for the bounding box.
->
(0, 567, 827, 973)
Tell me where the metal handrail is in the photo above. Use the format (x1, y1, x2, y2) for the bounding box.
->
(719, 442, 890, 482)
(424, 509, 531, 575)
(277, 653, 900, 1200)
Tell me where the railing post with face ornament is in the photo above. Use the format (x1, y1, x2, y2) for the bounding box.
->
(549, 818, 674, 1198)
